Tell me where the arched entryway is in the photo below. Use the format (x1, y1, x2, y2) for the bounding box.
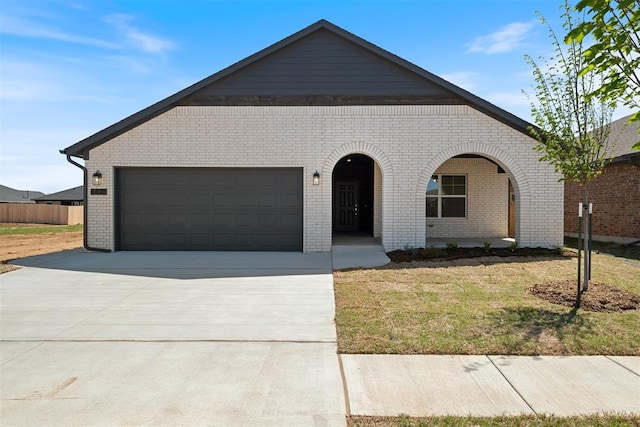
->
(416, 142, 531, 247)
(332, 154, 375, 237)
(323, 141, 393, 250)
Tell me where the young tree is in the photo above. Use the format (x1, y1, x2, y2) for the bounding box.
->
(525, 2, 614, 307)
(566, 0, 640, 148)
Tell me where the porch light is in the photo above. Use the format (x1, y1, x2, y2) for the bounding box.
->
(92, 170, 103, 186)
(313, 170, 320, 186)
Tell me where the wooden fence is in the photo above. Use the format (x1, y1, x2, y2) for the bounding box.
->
(0, 204, 83, 225)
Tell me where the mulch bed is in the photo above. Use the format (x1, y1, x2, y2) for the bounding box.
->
(387, 247, 564, 263)
(530, 280, 640, 313)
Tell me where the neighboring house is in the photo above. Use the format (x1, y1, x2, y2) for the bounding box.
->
(33, 186, 84, 206)
(564, 115, 640, 243)
(0, 185, 45, 203)
(61, 20, 563, 253)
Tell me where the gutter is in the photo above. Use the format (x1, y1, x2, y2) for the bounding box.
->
(62, 152, 111, 253)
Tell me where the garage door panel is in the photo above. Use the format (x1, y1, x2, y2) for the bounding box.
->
(167, 213, 187, 226)
(188, 234, 210, 246)
(235, 213, 256, 227)
(210, 213, 233, 226)
(257, 193, 278, 207)
(189, 213, 211, 226)
(280, 193, 302, 207)
(278, 233, 302, 248)
(236, 193, 256, 208)
(117, 168, 302, 251)
(280, 213, 301, 227)
(167, 233, 187, 246)
(212, 193, 235, 207)
(146, 213, 166, 226)
(257, 213, 277, 227)
(235, 174, 257, 186)
(258, 174, 280, 186)
(189, 191, 212, 206)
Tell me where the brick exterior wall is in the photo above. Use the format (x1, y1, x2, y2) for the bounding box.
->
(564, 162, 640, 239)
(86, 105, 563, 252)
(373, 162, 382, 239)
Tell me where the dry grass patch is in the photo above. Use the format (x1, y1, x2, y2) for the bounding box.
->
(334, 254, 640, 355)
(0, 223, 83, 272)
(348, 414, 640, 427)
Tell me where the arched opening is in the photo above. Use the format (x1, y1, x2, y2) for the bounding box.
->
(424, 153, 517, 247)
(332, 154, 376, 239)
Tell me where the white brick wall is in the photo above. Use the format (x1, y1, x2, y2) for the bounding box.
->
(85, 105, 563, 252)
(426, 157, 509, 239)
(373, 162, 382, 239)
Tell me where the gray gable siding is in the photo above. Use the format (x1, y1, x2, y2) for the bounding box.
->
(62, 19, 534, 158)
(184, 29, 450, 98)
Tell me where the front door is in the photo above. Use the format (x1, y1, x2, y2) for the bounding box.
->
(334, 181, 359, 232)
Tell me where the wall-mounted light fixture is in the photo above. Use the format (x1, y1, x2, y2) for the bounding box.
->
(92, 170, 103, 186)
(312, 170, 320, 186)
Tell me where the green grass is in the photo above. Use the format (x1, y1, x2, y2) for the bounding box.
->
(334, 253, 640, 355)
(0, 224, 83, 236)
(348, 414, 640, 427)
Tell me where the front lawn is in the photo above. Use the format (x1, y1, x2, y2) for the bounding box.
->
(348, 414, 640, 426)
(334, 252, 640, 355)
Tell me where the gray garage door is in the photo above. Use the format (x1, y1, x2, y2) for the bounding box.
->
(116, 168, 303, 251)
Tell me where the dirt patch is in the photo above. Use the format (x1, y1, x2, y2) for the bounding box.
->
(0, 230, 83, 266)
(531, 280, 640, 313)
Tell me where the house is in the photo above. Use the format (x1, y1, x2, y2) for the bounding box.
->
(564, 115, 640, 243)
(61, 20, 563, 253)
(0, 185, 45, 203)
(33, 186, 84, 206)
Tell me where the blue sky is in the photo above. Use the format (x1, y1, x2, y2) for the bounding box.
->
(0, 0, 631, 193)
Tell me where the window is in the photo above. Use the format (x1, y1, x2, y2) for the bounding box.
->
(426, 175, 466, 218)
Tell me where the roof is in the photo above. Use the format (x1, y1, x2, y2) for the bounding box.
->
(62, 19, 535, 159)
(0, 185, 45, 203)
(33, 185, 84, 202)
(607, 115, 640, 160)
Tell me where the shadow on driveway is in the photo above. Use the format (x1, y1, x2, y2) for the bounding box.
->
(9, 249, 332, 279)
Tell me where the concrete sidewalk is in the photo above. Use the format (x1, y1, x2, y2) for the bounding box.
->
(341, 354, 640, 417)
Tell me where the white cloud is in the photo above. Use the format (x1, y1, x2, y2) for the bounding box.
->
(104, 14, 175, 54)
(0, 58, 116, 102)
(0, 14, 119, 49)
(440, 71, 480, 91)
(467, 21, 535, 54)
(0, 11, 175, 55)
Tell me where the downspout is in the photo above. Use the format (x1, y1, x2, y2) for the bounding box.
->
(62, 152, 111, 252)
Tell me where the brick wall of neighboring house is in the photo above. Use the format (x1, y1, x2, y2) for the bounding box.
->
(86, 105, 564, 252)
(565, 162, 640, 239)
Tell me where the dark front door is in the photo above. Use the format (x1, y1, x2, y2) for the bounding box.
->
(334, 181, 359, 232)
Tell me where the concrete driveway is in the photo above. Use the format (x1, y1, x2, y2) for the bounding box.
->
(1, 250, 346, 426)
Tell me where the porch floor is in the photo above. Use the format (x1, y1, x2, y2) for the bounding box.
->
(427, 237, 515, 248)
(331, 232, 389, 269)
(332, 232, 381, 246)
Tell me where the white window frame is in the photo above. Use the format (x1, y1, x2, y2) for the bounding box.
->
(426, 174, 467, 218)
